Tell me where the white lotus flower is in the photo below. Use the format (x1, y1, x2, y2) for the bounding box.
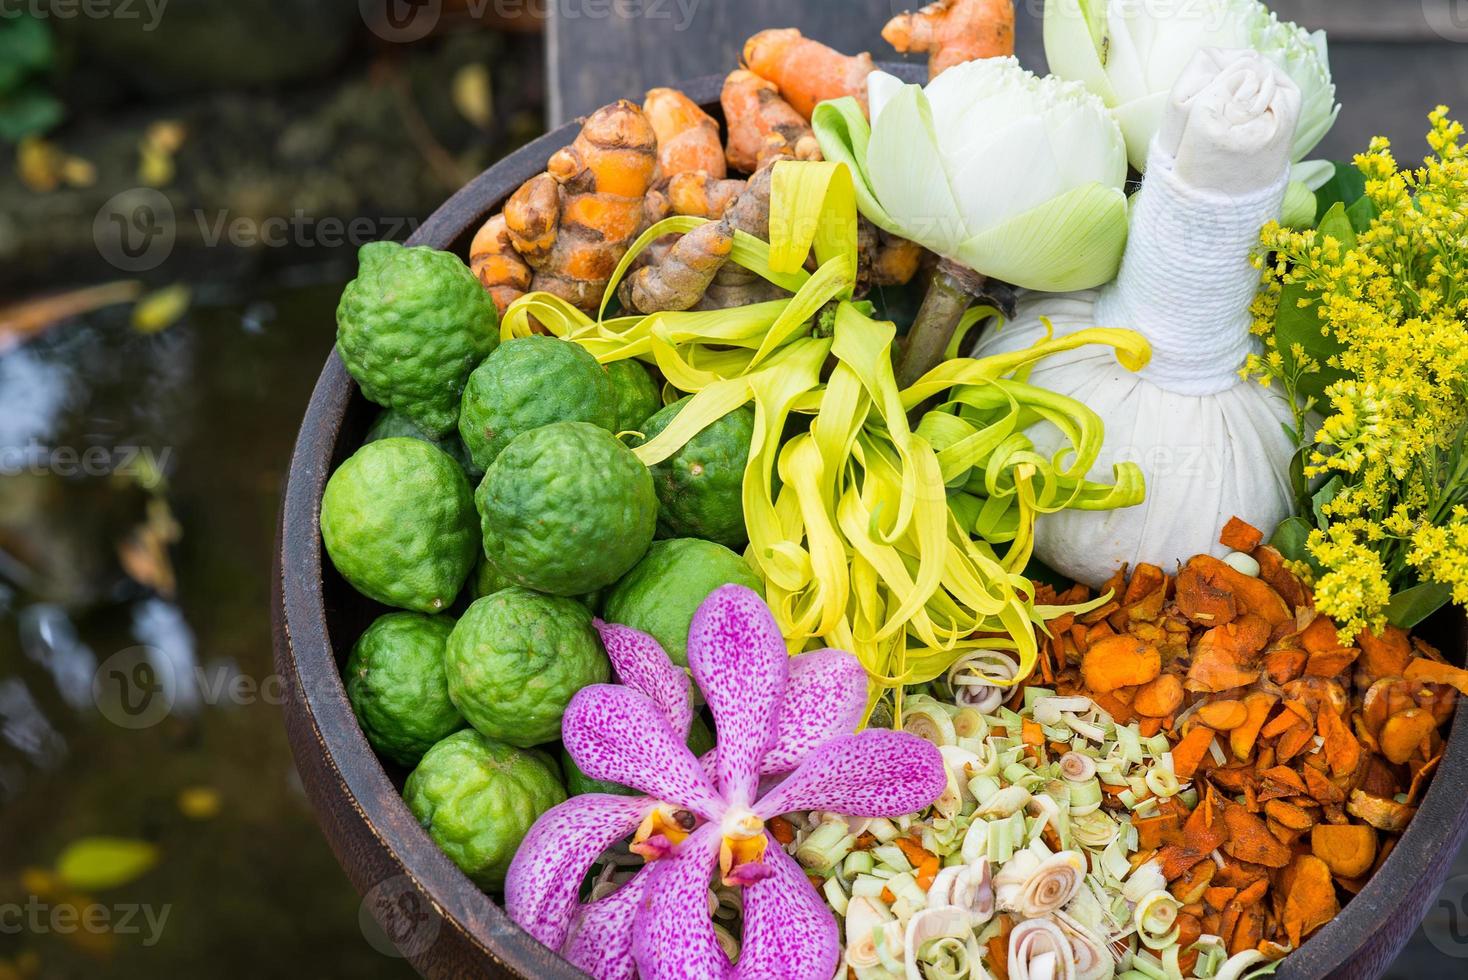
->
(1044, 0, 1339, 181)
(814, 56, 1129, 293)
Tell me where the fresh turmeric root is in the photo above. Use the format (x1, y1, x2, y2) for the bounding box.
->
(619, 220, 734, 313)
(469, 213, 532, 314)
(502, 100, 658, 311)
(667, 172, 746, 219)
(721, 69, 822, 175)
(883, 0, 1016, 79)
(742, 28, 875, 119)
(643, 87, 726, 181)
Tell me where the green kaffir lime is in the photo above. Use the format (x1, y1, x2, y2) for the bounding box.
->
(321, 439, 478, 612)
(457, 336, 617, 472)
(365, 407, 479, 476)
(605, 359, 662, 435)
(477, 422, 657, 596)
(445, 588, 610, 747)
(602, 538, 761, 668)
(633, 397, 755, 550)
(345, 612, 464, 768)
(404, 730, 565, 889)
(336, 242, 498, 437)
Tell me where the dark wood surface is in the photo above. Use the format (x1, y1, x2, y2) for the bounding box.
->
(548, 0, 1468, 166)
(279, 51, 1468, 980)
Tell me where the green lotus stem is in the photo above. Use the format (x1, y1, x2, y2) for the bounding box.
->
(897, 260, 987, 389)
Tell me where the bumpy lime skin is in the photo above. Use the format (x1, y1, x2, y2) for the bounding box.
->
(321, 438, 478, 613)
(366, 407, 479, 477)
(605, 359, 663, 434)
(634, 397, 755, 550)
(404, 730, 565, 889)
(457, 336, 617, 472)
(602, 538, 761, 668)
(336, 242, 498, 438)
(345, 612, 464, 768)
(477, 421, 657, 596)
(445, 588, 610, 747)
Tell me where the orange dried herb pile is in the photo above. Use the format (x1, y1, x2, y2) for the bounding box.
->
(1045, 517, 1467, 959)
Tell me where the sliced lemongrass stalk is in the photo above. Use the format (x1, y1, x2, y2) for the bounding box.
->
(959, 819, 989, 865)
(823, 875, 849, 917)
(1060, 751, 1098, 782)
(873, 845, 914, 874)
(1160, 944, 1185, 980)
(974, 785, 1031, 820)
(797, 819, 859, 874)
(952, 707, 988, 740)
(711, 922, 740, 964)
(888, 871, 927, 909)
(1123, 861, 1167, 905)
(903, 694, 960, 747)
(1065, 712, 1109, 742)
(869, 818, 902, 843)
(844, 895, 896, 970)
(1032, 695, 1093, 725)
(1145, 768, 1181, 799)
(1129, 950, 1170, 980)
(844, 850, 876, 878)
(873, 919, 906, 974)
(1135, 889, 1183, 950)
(851, 876, 889, 900)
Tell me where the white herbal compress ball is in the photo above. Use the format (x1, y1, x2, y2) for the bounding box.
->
(971, 48, 1302, 586)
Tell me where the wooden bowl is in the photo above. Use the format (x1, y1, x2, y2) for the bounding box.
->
(272, 70, 1468, 979)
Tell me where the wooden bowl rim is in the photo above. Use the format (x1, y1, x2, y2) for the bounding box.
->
(275, 68, 1468, 979)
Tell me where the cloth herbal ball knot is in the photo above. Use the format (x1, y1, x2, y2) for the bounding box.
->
(504, 584, 947, 980)
(969, 47, 1304, 586)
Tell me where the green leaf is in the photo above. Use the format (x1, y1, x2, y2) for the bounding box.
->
(1270, 202, 1355, 403)
(1311, 476, 1343, 528)
(1316, 201, 1358, 249)
(1386, 582, 1453, 630)
(1345, 194, 1377, 235)
(56, 837, 160, 892)
(1269, 516, 1314, 563)
(1312, 162, 1367, 224)
(0, 85, 63, 141)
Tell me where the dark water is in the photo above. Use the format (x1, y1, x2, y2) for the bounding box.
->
(0, 266, 411, 978)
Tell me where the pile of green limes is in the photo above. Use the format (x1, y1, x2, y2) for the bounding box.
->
(322, 243, 762, 889)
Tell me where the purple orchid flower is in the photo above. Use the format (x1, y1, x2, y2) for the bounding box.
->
(505, 585, 947, 980)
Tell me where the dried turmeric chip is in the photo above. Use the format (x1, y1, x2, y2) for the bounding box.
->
(1301, 765, 1345, 806)
(1230, 692, 1278, 761)
(1310, 823, 1376, 878)
(1403, 658, 1468, 696)
(1280, 855, 1339, 947)
(1378, 707, 1436, 765)
(1134, 673, 1185, 717)
(1251, 545, 1307, 609)
(1184, 556, 1293, 627)
(1346, 790, 1416, 832)
(1220, 804, 1292, 868)
(1300, 615, 1342, 655)
(1080, 634, 1161, 693)
(1124, 563, 1168, 605)
(1264, 647, 1308, 685)
(1305, 647, 1360, 678)
(1358, 625, 1414, 679)
(1219, 517, 1264, 553)
(1196, 700, 1249, 731)
(1171, 724, 1218, 781)
(1264, 799, 1315, 832)
(1317, 706, 1361, 778)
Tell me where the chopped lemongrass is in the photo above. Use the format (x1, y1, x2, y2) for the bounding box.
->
(872, 845, 912, 873)
(796, 820, 857, 874)
(843, 850, 875, 877)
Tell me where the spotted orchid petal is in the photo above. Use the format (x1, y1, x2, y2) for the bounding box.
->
(753, 730, 947, 819)
(734, 834, 841, 979)
(687, 585, 789, 808)
(761, 649, 868, 774)
(562, 685, 724, 818)
(595, 620, 693, 740)
(631, 824, 732, 980)
(562, 868, 651, 980)
(504, 793, 655, 950)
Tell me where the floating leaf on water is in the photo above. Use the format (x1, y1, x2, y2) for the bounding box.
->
(117, 497, 181, 598)
(0, 281, 143, 353)
(177, 786, 222, 821)
(55, 837, 159, 891)
(131, 285, 191, 335)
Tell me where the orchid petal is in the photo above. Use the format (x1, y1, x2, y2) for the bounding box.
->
(631, 824, 731, 980)
(753, 730, 946, 819)
(686, 585, 789, 808)
(734, 835, 840, 979)
(504, 793, 655, 950)
(595, 620, 693, 740)
(563, 685, 723, 818)
(562, 868, 652, 980)
(761, 649, 868, 774)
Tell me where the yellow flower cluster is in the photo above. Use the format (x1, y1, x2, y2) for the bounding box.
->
(1248, 109, 1468, 636)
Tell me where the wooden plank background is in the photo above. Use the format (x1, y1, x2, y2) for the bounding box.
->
(548, 0, 1468, 162)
